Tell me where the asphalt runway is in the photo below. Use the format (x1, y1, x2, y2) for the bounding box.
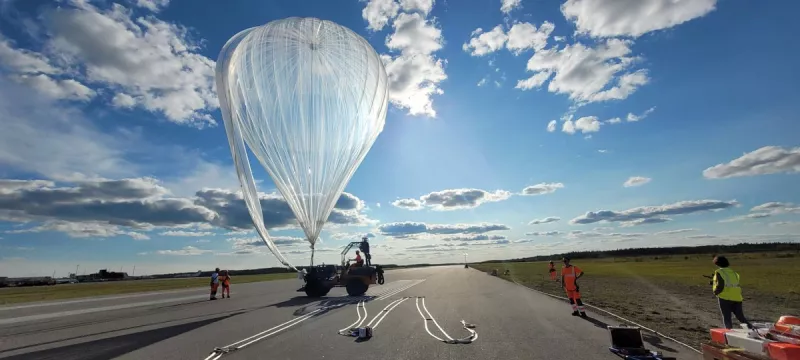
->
(0, 266, 700, 359)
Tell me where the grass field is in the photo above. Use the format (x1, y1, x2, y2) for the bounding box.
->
(0, 273, 296, 305)
(473, 252, 800, 348)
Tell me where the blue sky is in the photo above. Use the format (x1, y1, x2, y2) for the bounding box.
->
(0, 0, 798, 277)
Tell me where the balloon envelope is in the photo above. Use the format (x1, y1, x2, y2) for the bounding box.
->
(216, 17, 389, 267)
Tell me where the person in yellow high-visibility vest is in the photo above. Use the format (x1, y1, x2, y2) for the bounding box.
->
(712, 256, 753, 329)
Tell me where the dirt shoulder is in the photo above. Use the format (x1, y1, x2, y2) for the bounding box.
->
(476, 265, 799, 348)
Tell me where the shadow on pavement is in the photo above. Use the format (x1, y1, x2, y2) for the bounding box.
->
(581, 315, 610, 330)
(266, 296, 331, 308)
(0, 312, 242, 358)
(642, 333, 678, 353)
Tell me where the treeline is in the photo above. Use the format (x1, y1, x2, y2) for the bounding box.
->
(189, 262, 459, 278)
(481, 242, 800, 264)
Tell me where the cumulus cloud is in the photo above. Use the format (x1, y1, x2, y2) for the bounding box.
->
(562, 116, 601, 134)
(624, 176, 652, 187)
(134, 0, 171, 12)
(363, 0, 400, 31)
(703, 146, 800, 179)
(570, 199, 738, 225)
(501, 0, 521, 14)
(365, 3, 447, 118)
(0, 178, 372, 238)
(378, 222, 510, 237)
(521, 183, 564, 196)
(627, 107, 656, 122)
(329, 232, 376, 241)
(619, 217, 672, 227)
(506, 22, 555, 54)
(7, 220, 150, 240)
(160, 230, 213, 237)
(720, 202, 800, 223)
(155, 246, 211, 256)
(463, 25, 507, 56)
(1, 1, 219, 127)
(519, 39, 648, 103)
(654, 228, 697, 235)
(392, 188, 512, 211)
(465, 22, 554, 57)
(441, 234, 507, 242)
(528, 217, 560, 225)
(546, 120, 557, 132)
(524, 231, 563, 236)
(561, 0, 717, 38)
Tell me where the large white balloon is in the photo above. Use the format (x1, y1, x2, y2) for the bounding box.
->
(215, 17, 389, 269)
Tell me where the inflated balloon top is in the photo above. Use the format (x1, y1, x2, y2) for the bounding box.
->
(215, 17, 389, 269)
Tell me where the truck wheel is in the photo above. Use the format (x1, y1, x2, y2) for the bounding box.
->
(346, 278, 368, 296)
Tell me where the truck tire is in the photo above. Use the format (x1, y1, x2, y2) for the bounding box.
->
(346, 277, 368, 296)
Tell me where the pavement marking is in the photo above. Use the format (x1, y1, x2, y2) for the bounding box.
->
(375, 279, 425, 300)
(0, 288, 205, 311)
(0, 294, 202, 325)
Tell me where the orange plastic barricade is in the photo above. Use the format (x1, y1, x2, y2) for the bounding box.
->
(711, 328, 733, 344)
(767, 342, 800, 360)
(701, 342, 771, 360)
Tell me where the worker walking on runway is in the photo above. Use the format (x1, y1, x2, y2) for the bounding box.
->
(210, 267, 220, 300)
(548, 261, 557, 281)
(561, 257, 587, 318)
(712, 255, 754, 329)
(220, 270, 232, 299)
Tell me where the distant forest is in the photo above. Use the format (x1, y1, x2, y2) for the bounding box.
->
(158, 242, 799, 277)
(483, 242, 800, 264)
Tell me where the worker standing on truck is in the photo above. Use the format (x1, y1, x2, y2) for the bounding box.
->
(210, 268, 220, 301)
(561, 257, 587, 318)
(360, 236, 371, 266)
(548, 261, 557, 281)
(712, 255, 754, 329)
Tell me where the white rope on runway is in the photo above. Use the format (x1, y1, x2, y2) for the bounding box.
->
(205, 302, 350, 359)
(502, 275, 701, 354)
(337, 300, 367, 336)
(414, 297, 478, 344)
(369, 297, 409, 329)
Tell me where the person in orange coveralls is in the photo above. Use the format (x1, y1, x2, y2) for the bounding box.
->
(548, 261, 557, 281)
(561, 257, 586, 318)
(220, 270, 232, 299)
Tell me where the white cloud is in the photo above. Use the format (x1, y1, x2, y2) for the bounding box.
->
(135, 0, 170, 12)
(627, 107, 656, 122)
(703, 146, 800, 179)
(477, 77, 488, 87)
(519, 39, 649, 103)
(571, 199, 738, 225)
(562, 116, 601, 134)
(654, 228, 696, 235)
(380, 11, 447, 117)
(463, 25, 507, 56)
(561, 0, 717, 38)
(14, 74, 95, 101)
(156, 246, 211, 256)
(399, 0, 434, 15)
(624, 176, 652, 187)
(36, 1, 218, 127)
(160, 230, 213, 237)
(0, 35, 58, 74)
(546, 120, 557, 132)
(720, 202, 800, 223)
(500, 0, 521, 14)
(506, 22, 555, 54)
(112, 92, 136, 108)
(7, 220, 150, 240)
(598, 150, 609, 153)
(529, 217, 560, 225)
(606, 117, 622, 124)
(393, 188, 512, 211)
(378, 222, 509, 237)
(516, 71, 552, 90)
(521, 183, 564, 196)
(524, 231, 563, 236)
(363, 0, 400, 31)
